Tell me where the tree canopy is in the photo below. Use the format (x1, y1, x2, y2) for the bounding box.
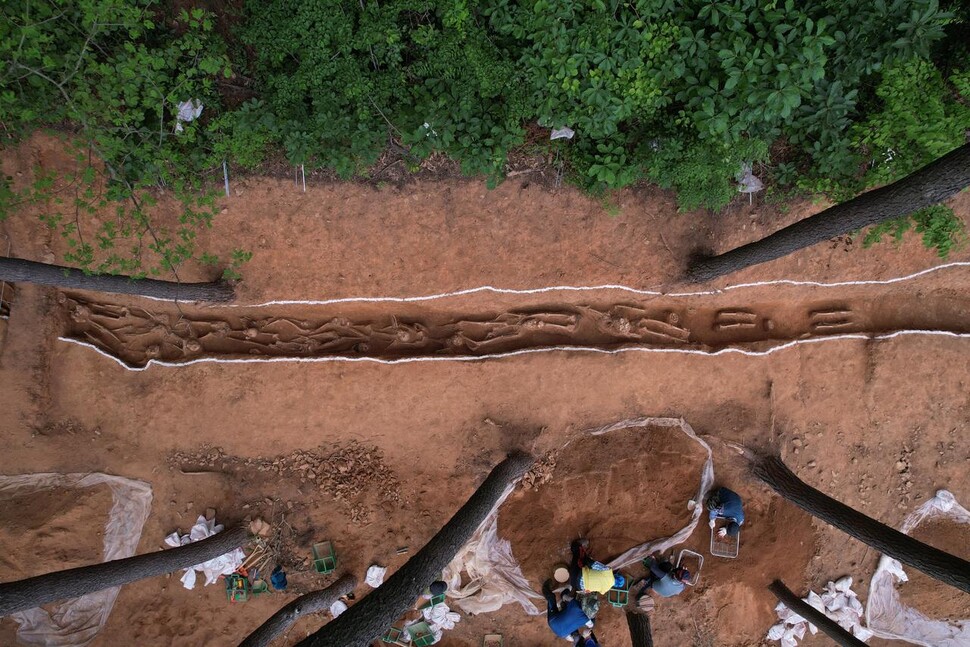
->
(3, 0, 968, 270)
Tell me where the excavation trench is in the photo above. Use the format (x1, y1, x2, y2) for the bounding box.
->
(57, 284, 970, 367)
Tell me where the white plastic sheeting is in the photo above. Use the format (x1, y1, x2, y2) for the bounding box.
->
(597, 418, 714, 570)
(767, 577, 872, 646)
(163, 515, 245, 590)
(865, 489, 970, 646)
(0, 473, 153, 647)
(174, 99, 203, 133)
(442, 417, 715, 615)
(737, 162, 764, 194)
(442, 482, 544, 615)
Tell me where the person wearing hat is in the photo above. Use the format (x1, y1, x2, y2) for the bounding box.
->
(707, 486, 745, 537)
(637, 554, 691, 598)
(568, 539, 624, 595)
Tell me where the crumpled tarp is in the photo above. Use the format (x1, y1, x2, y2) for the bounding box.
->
(866, 490, 970, 646)
(442, 482, 542, 615)
(0, 473, 153, 647)
(442, 417, 715, 615)
(767, 576, 872, 646)
(164, 515, 244, 589)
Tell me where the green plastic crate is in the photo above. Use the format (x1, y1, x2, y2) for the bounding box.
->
(406, 621, 436, 647)
(312, 541, 337, 574)
(225, 574, 250, 602)
(381, 626, 405, 644)
(607, 573, 630, 608)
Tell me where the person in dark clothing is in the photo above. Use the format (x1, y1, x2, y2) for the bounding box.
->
(637, 555, 691, 598)
(543, 580, 600, 645)
(707, 486, 745, 537)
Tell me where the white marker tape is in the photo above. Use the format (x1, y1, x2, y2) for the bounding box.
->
(197, 260, 970, 308)
(57, 329, 970, 372)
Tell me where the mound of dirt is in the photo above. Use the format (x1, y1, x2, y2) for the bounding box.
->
(897, 519, 970, 622)
(0, 485, 113, 580)
(498, 424, 705, 584)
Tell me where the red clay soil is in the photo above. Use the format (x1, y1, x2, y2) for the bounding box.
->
(0, 485, 113, 579)
(498, 424, 817, 646)
(500, 425, 703, 585)
(0, 485, 114, 645)
(896, 520, 970, 623)
(1, 134, 969, 646)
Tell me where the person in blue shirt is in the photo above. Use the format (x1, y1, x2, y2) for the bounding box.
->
(707, 486, 745, 537)
(637, 555, 691, 598)
(543, 580, 600, 644)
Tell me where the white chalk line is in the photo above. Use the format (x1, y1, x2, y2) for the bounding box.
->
(57, 329, 970, 372)
(190, 260, 970, 308)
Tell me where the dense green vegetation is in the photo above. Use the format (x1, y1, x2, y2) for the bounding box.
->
(2, 0, 969, 264)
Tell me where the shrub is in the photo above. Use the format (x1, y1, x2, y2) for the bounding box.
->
(864, 205, 966, 258)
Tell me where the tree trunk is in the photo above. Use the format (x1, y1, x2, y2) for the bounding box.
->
(625, 610, 654, 647)
(239, 574, 357, 647)
(0, 257, 234, 302)
(296, 453, 534, 647)
(768, 580, 867, 647)
(752, 454, 970, 593)
(0, 525, 249, 617)
(685, 143, 970, 283)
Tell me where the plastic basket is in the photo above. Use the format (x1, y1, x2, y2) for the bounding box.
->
(406, 621, 436, 647)
(381, 626, 406, 644)
(710, 524, 739, 559)
(606, 573, 630, 607)
(312, 540, 337, 574)
(676, 549, 704, 586)
(225, 574, 250, 602)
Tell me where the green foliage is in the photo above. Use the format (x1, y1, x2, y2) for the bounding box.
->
(2, 0, 967, 263)
(853, 59, 970, 184)
(864, 205, 966, 258)
(0, 1, 247, 278)
(240, 0, 529, 183)
(643, 135, 770, 211)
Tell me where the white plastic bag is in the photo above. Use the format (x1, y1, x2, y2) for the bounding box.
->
(365, 565, 387, 588)
(163, 515, 244, 589)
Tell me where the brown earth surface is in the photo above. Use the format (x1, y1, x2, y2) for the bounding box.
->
(896, 519, 970, 623)
(1, 133, 969, 646)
